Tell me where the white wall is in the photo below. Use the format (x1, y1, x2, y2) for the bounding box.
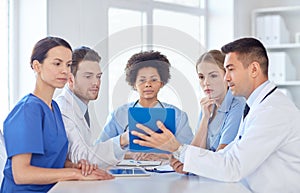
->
(0, 0, 9, 126)
(48, 0, 109, 127)
(206, 0, 234, 50)
(10, 0, 47, 107)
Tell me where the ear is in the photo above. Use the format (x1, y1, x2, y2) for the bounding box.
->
(68, 73, 75, 89)
(160, 82, 164, 88)
(31, 60, 41, 72)
(249, 61, 260, 78)
(133, 85, 137, 91)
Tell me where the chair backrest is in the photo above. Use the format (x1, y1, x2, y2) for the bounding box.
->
(0, 130, 6, 185)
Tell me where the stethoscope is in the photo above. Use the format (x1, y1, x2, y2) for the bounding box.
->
(123, 99, 165, 132)
(238, 86, 277, 140)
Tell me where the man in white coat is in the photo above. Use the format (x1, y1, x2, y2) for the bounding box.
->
(131, 37, 300, 193)
(56, 46, 128, 168)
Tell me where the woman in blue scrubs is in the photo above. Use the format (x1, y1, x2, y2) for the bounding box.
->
(0, 37, 113, 193)
(100, 50, 194, 161)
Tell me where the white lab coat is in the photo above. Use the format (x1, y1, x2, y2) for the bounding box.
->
(182, 82, 300, 193)
(55, 86, 126, 168)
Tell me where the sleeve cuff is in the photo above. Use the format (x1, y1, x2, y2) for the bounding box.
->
(112, 136, 127, 160)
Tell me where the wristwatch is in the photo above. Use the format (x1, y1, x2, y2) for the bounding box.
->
(172, 144, 187, 160)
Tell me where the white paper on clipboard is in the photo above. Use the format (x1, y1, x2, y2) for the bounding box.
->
(116, 159, 162, 167)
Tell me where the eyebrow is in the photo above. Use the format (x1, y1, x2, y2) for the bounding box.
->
(225, 64, 234, 69)
(198, 71, 219, 75)
(53, 58, 63, 62)
(82, 72, 103, 75)
(54, 58, 72, 64)
(82, 72, 93, 75)
(137, 75, 159, 78)
(208, 71, 219, 75)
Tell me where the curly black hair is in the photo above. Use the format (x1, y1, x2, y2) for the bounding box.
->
(125, 50, 171, 88)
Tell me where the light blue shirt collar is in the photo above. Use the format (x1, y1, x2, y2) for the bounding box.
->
(66, 85, 87, 115)
(247, 80, 269, 108)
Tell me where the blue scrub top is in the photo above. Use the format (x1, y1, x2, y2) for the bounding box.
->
(100, 101, 193, 144)
(1, 94, 68, 193)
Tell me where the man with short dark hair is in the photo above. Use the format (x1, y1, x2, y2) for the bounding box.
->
(131, 37, 300, 193)
(56, 46, 128, 168)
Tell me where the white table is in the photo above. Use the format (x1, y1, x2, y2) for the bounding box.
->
(49, 172, 252, 193)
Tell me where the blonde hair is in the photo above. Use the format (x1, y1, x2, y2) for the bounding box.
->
(196, 50, 225, 72)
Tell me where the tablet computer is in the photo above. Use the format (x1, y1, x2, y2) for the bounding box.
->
(108, 167, 150, 177)
(128, 107, 176, 153)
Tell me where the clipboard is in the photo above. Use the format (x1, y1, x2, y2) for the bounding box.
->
(117, 159, 162, 167)
(128, 107, 176, 153)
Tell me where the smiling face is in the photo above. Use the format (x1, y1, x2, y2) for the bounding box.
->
(35, 46, 72, 89)
(134, 67, 163, 104)
(197, 61, 228, 100)
(70, 60, 102, 104)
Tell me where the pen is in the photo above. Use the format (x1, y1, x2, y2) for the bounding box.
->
(145, 168, 174, 173)
(124, 124, 129, 132)
(210, 103, 216, 118)
(208, 103, 216, 124)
